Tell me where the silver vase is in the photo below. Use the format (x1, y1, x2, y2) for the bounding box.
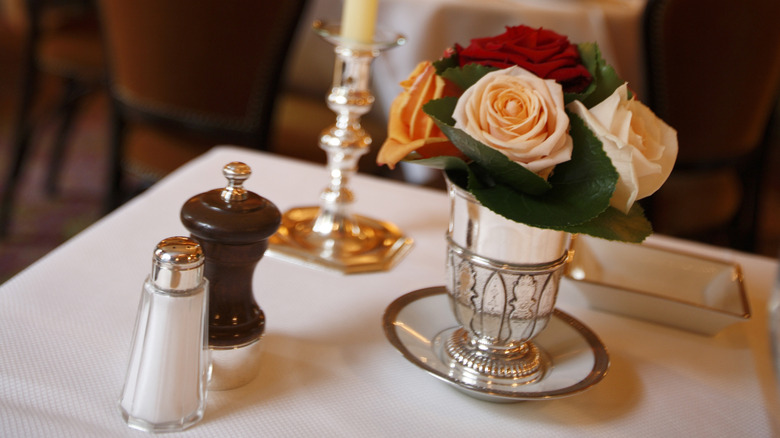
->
(443, 178, 571, 386)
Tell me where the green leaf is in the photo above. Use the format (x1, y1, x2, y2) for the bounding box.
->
(468, 112, 618, 229)
(448, 128, 552, 195)
(564, 204, 653, 243)
(565, 42, 626, 107)
(439, 64, 497, 91)
(433, 55, 459, 76)
(423, 96, 458, 125)
(423, 97, 551, 196)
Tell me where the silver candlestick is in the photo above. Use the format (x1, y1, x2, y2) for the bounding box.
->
(268, 21, 412, 274)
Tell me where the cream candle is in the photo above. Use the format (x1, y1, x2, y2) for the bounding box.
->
(340, 0, 378, 43)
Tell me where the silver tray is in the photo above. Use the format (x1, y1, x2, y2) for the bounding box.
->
(564, 236, 751, 336)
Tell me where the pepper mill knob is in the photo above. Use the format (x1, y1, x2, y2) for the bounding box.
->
(180, 161, 281, 390)
(221, 162, 250, 202)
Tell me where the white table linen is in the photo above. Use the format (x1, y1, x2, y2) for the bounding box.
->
(1, 146, 779, 437)
(286, 0, 648, 121)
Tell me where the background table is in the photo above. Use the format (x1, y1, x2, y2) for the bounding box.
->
(1, 146, 779, 437)
(286, 0, 649, 120)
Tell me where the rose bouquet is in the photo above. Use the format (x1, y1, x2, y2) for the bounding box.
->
(377, 26, 678, 242)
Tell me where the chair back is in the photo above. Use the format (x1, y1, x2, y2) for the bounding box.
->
(644, 0, 780, 163)
(98, 0, 307, 150)
(643, 0, 780, 250)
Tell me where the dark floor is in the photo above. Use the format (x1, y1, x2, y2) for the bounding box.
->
(1, 16, 779, 284)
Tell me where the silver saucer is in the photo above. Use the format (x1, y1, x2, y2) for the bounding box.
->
(382, 286, 610, 402)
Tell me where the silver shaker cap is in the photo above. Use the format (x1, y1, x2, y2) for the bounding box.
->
(151, 236, 205, 292)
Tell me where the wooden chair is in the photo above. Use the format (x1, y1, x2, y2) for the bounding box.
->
(642, 0, 780, 251)
(0, 0, 104, 237)
(96, 0, 308, 208)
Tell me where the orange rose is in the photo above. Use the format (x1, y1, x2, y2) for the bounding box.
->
(377, 61, 463, 169)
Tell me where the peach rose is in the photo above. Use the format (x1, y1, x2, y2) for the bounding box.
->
(377, 61, 463, 169)
(452, 66, 572, 177)
(568, 84, 678, 213)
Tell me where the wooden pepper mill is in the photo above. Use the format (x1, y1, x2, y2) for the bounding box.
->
(180, 161, 281, 390)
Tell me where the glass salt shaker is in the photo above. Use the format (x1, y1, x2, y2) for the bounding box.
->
(119, 237, 209, 433)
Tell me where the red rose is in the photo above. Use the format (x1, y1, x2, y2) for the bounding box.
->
(456, 25, 592, 93)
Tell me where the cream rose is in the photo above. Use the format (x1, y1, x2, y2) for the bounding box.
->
(452, 66, 573, 176)
(568, 84, 678, 213)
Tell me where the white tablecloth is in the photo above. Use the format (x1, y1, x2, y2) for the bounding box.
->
(2, 146, 779, 437)
(286, 0, 649, 120)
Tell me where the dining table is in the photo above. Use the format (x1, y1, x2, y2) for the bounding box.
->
(285, 0, 650, 121)
(1, 145, 779, 437)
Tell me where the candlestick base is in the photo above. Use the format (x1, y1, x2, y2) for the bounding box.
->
(269, 207, 413, 274)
